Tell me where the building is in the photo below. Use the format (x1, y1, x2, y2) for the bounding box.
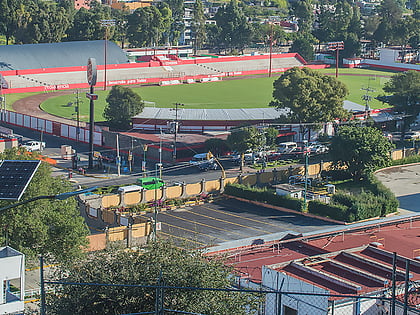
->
(206, 216, 420, 314)
(0, 247, 25, 315)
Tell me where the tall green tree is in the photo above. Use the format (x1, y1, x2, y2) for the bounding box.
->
(0, 149, 89, 263)
(214, 0, 252, 53)
(264, 127, 279, 148)
(290, 0, 314, 34)
(0, 0, 22, 44)
(383, 70, 420, 132)
(166, 0, 184, 45)
(191, 0, 207, 54)
(66, 2, 111, 41)
(329, 125, 394, 180)
(47, 242, 260, 314)
(373, 0, 403, 44)
(127, 6, 169, 47)
(227, 126, 266, 154)
(104, 85, 144, 130)
(270, 67, 350, 129)
(290, 33, 315, 61)
(14, 0, 72, 44)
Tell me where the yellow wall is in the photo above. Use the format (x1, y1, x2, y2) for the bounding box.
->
(206, 180, 220, 192)
(132, 222, 152, 237)
(186, 183, 201, 195)
(107, 226, 126, 242)
(125, 191, 141, 205)
(102, 195, 120, 208)
(166, 186, 182, 199)
(242, 174, 257, 186)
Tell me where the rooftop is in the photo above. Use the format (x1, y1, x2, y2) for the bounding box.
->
(207, 217, 420, 298)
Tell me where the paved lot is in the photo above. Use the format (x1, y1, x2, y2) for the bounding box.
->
(144, 197, 338, 248)
(375, 164, 420, 214)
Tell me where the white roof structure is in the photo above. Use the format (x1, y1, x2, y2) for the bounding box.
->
(133, 107, 286, 121)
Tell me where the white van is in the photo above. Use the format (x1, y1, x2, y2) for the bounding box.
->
(278, 142, 297, 153)
(189, 153, 213, 165)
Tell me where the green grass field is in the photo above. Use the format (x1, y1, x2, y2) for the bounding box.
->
(37, 68, 392, 122)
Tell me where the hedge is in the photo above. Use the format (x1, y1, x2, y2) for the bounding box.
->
(308, 200, 350, 221)
(224, 183, 305, 212)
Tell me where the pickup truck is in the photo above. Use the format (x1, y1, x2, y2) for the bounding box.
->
(22, 140, 46, 152)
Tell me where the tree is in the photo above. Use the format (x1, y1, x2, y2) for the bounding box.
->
(0, 0, 22, 44)
(373, 0, 403, 44)
(127, 6, 168, 47)
(104, 85, 144, 130)
(227, 126, 266, 154)
(329, 125, 394, 180)
(166, 0, 184, 44)
(383, 70, 420, 132)
(270, 67, 350, 134)
(214, 0, 252, 53)
(14, 0, 72, 44)
(191, 0, 206, 54)
(264, 127, 279, 148)
(66, 2, 111, 41)
(47, 242, 260, 314)
(204, 138, 229, 156)
(290, 34, 315, 61)
(0, 149, 89, 263)
(290, 0, 313, 34)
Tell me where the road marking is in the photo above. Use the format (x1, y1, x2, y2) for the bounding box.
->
(161, 212, 250, 237)
(180, 208, 268, 232)
(162, 221, 229, 242)
(158, 231, 206, 246)
(199, 204, 288, 228)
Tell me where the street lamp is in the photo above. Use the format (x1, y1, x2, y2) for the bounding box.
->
(303, 140, 309, 212)
(100, 19, 116, 91)
(171, 103, 184, 162)
(152, 163, 162, 241)
(0, 187, 99, 213)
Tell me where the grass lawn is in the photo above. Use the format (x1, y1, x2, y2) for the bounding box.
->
(4, 92, 41, 111)
(36, 67, 392, 122)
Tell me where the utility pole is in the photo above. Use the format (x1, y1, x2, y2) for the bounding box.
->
(74, 89, 81, 142)
(100, 19, 116, 91)
(116, 134, 121, 176)
(171, 103, 184, 162)
(268, 23, 274, 77)
(86, 57, 98, 169)
(361, 85, 375, 124)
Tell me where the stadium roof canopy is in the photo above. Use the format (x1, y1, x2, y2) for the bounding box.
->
(0, 40, 129, 71)
(133, 107, 286, 121)
(133, 101, 366, 122)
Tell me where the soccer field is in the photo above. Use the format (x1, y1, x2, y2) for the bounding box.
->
(39, 68, 392, 122)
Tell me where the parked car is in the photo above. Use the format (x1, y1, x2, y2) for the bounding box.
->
(309, 144, 329, 155)
(404, 131, 420, 140)
(281, 147, 310, 159)
(277, 142, 298, 153)
(22, 140, 46, 152)
(197, 161, 218, 172)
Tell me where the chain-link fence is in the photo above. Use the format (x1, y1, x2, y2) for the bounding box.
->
(41, 279, 420, 315)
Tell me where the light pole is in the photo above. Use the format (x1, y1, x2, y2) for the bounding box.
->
(86, 57, 98, 169)
(303, 140, 308, 212)
(171, 103, 184, 162)
(143, 144, 148, 177)
(0, 187, 98, 213)
(100, 19, 116, 91)
(153, 163, 162, 241)
(328, 41, 344, 78)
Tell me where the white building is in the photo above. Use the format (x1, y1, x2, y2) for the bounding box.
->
(0, 246, 25, 315)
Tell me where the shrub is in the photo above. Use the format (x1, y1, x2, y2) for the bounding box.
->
(308, 200, 349, 221)
(224, 183, 304, 212)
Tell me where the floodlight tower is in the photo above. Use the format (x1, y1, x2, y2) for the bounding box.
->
(328, 41, 344, 78)
(86, 58, 98, 169)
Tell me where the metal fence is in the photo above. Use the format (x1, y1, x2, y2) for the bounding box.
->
(40, 279, 420, 315)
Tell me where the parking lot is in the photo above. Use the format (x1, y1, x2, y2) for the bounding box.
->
(143, 197, 338, 248)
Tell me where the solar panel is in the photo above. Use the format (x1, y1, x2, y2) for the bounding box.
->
(0, 160, 41, 201)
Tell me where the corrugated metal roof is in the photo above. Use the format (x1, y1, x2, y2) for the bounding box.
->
(134, 107, 286, 121)
(0, 40, 129, 71)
